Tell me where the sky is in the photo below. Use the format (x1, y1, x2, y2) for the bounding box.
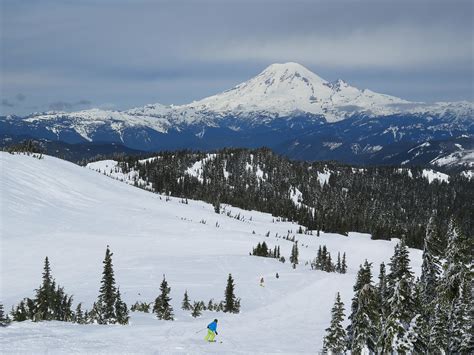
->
(1, 0, 473, 116)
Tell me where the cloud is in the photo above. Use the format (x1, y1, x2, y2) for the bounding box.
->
(48, 100, 92, 111)
(1, 99, 15, 107)
(16, 93, 26, 102)
(0, 0, 472, 116)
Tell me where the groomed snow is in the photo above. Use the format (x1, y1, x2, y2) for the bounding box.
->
(1, 153, 422, 354)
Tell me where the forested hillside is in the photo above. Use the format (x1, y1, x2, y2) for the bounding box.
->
(86, 148, 472, 249)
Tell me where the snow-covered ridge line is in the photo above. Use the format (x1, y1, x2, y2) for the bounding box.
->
(12, 63, 474, 132)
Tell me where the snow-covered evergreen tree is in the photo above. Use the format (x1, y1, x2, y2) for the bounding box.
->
(350, 262, 380, 353)
(420, 214, 442, 310)
(153, 275, 174, 320)
(382, 240, 416, 353)
(436, 219, 472, 354)
(0, 303, 11, 326)
(429, 302, 448, 352)
(323, 292, 347, 354)
(74, 303, 85, 324)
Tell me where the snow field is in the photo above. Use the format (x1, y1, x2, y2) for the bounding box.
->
(0, 153, 421, 354)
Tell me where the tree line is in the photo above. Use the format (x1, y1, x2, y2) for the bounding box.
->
(103, 147, 472, 249)
(6, 246, 240, 326)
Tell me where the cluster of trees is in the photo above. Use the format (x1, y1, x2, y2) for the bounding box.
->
(10, 257, 74, 322)
(251, 241, 281, 259)
(322, 218, 472, 354)
(181, 274, 241, 318)
(104, 148, 472, 249)
(311, 246, 347, 274)
(3, 139, 44, 156)
(10, 247, 129, 325)
(6, 248, 243, 326)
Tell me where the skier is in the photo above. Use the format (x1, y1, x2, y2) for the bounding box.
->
(205, 319, 218, 342)
(260, 277, 265, 287)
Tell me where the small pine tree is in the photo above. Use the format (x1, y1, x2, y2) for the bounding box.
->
(115, 288, 129, 325)
(182, 290, 191, 311)
(335, 252, 342, 273)
(224, 273, 239, 313)
(94, 246, 118, 324)
(92, 246, 128, 324)
(34, 257, 56, 321)
(153, 275, 174, 320)
(289, 242, 299, 265)
(341, 253, 347, 274)
(0, 303, 11, 326)
(74, 303, 85, 324)
(323, 292, 347, 353)
(207, 299, 214, 311)
(191, 301, 202, 318)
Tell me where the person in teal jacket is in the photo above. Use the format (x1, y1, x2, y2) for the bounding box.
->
(205, 319, 218, 342)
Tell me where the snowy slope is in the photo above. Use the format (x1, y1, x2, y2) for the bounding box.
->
(1, 153, 422, 354)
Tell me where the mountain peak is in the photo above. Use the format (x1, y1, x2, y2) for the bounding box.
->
(259, 62, 328, 85)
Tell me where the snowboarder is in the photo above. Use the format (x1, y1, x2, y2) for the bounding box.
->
(260, 277, 265, 287)
(276, 272, 279, 279)
(205, 319, 218, 342)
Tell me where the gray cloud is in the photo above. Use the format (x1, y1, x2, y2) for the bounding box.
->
(48, 100, 92, 111)
(15, 93, 26, 102)
(1, 0, 472, 116)
(2, 99, 15, 107)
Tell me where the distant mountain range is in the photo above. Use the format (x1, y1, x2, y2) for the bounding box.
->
(1, 62, 472, 167)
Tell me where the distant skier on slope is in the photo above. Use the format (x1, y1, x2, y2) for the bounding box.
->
(205, 319, 218, 342)
(260, 277, 265, 287)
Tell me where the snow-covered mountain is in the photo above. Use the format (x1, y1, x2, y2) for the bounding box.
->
(1, 152, 422, 353)
(1, 63, 472, 163)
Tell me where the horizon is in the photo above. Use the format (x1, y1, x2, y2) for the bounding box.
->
(1, 0, 473, 116)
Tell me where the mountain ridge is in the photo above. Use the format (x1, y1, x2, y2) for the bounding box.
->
(1, 62, 472, 165)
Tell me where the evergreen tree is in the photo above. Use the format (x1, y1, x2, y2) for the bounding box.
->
(92, 246, 128, 324)
(115, 288, 129, 325)
(420, 215, 442, 310)
(290, 242, 299, 265)
(341, 253, 347, 274)
(153, 275, 174, 320)
(382, 240, 416, 353)
(0, 303, 11, 326)
(224, 273, 239, 313)
(182, 290, 191, 311)
(325, 253, 333, 272)
(94, 246, 118, 324)
(335, 252, 342, 273)
(350, 262, 380, 353)
(74, 303, 85, 324)
(436, 219, 472, 354)
(323, 292, 347, 353)
(429, 302, 448, 352)
(191, 301, 202, 318)
(347, 260, 373, 346)
(34, 257, 56, 321)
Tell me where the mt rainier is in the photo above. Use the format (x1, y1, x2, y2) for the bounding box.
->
(1, 62, 472, 165)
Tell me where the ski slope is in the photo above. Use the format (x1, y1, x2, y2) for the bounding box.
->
(0, 152, 422, 354)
